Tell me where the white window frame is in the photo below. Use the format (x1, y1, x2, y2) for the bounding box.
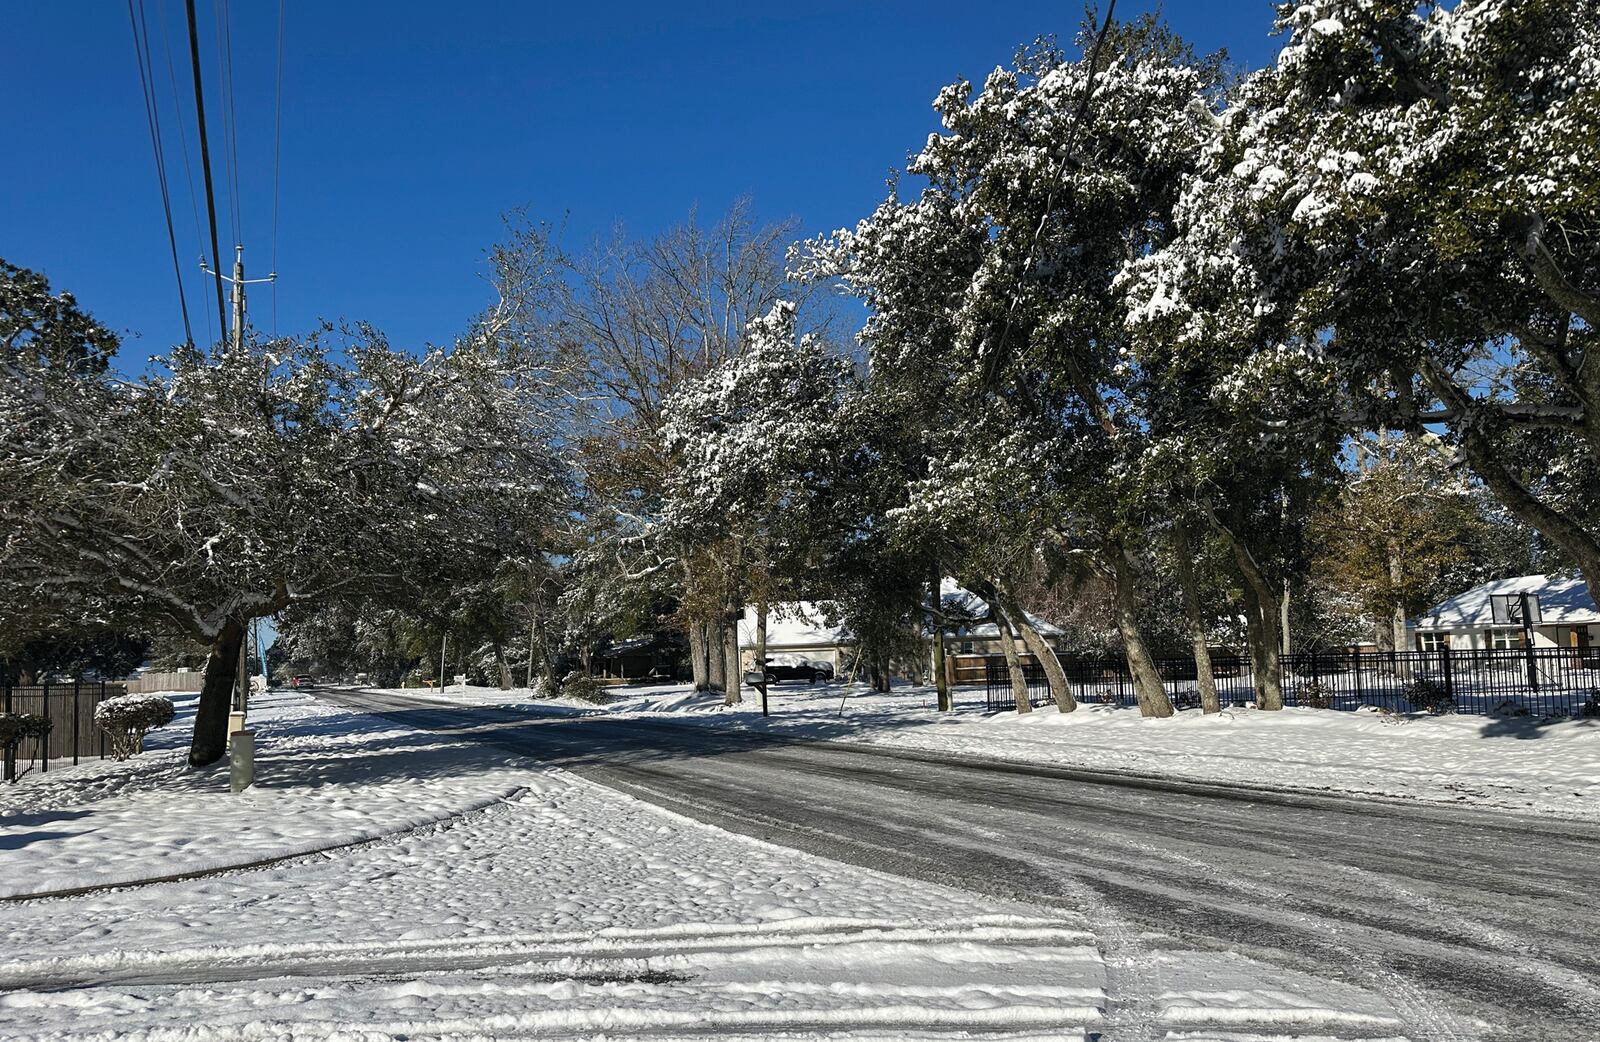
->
(1418, 631, 1448, 652)
(1489, 629, 1521, 650)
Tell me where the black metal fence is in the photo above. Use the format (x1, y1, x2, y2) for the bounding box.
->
(1, 680, 126, 780)
(985, 647, 1600, 718)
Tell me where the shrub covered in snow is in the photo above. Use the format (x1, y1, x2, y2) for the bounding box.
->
(1402, 679, 1455, 716)
(559, 671, 608, 704)
(0, 713, 53, 752)
(94, 694, 176, 760)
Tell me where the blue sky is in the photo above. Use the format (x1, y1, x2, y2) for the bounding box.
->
(7, 2, 1284, 369)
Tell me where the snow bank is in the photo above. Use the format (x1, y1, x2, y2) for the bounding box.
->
(0, 688, 536, 898)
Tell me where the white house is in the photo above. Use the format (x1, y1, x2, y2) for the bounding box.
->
(736, 601, 850, 672)
(1412, 573, 1598, 654)
(737, 579, 1064, 673)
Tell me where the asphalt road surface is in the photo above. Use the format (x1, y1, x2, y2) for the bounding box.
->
(320, 686, 1600, 1041)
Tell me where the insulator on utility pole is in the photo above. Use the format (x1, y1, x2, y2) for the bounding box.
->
(200, 243, 277, 351)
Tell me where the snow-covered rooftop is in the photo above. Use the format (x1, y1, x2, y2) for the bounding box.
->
(1415, 573, 1598, 630)
(738, 601, 848, 649)
(738, 580, 1062, 650)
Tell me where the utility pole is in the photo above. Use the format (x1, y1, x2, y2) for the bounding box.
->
(201, 244, 276, 350)
(235, 624, 250, 717)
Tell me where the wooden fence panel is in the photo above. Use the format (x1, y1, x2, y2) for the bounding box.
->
(124, 671, 206, 694)
(1, 681, 126, 765)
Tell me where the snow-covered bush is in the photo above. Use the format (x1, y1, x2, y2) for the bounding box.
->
(94, 694, 176, 760)
(559, 671, 608, 704)
(0, 713, 52, 752)
(1402, 680, 1455, 716)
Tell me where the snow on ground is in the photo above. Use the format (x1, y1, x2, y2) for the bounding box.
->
(402, 678, 1600, 821)
(0, 688, 533, 898)
(0, 685, 1418, 1039)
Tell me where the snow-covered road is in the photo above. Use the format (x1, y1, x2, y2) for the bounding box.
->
(316, 685, 1600, 1041)
(0, 686, 1439, 1041)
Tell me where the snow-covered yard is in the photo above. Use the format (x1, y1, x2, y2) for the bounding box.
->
(0, 686, 1423, 1039)
(0, 688, 534, 899)
(405, 678, 1600, 821)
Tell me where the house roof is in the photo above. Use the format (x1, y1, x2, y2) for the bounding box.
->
(738, 580, 1063, 650)
(738, 601, 847, 649)
(1415, 573, 1599, 630)
(938, 578, 1064, 640)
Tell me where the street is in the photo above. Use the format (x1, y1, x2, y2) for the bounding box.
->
(321, 685, 1600, 1041)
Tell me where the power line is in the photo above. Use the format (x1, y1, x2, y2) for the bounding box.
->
(215, 0, 244, 248)
(127, 0, 194, 347)
(156, 0, 212, 343)
(271, 0, 285, 337)
(184, 0, 230, 348)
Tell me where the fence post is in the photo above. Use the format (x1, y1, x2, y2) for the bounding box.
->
(2, 675, 11, 782)
(72, 678, 81, 766)
(98, 682, 107, 760)
(40, 680, 49, 774)
(1441, 645, 1455, 703)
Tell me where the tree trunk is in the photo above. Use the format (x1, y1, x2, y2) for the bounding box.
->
(1236, 574, 1285, 710)
(1280, 578, 1293, 659)
(1216, 527, 1285, 711)
(1388, 549, 1413, 681)
(1240, 581, 1269, 699)
(708, 620, 727, 692)
(994, 611, 1032, 714)
(189, 618, 244, 768)
(689, 620, 710, 691)
(1172, 522, 1220, 714)
(991, 581, 1076, 713)
(1109, 549, 1174, 718)
(1374, 612, 1395, 654)
(496, 642, 512, 690)
(723, 618, 742, 705)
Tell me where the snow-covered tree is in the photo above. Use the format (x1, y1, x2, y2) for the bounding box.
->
(660, 301, 858, 702)
(807, 19, 1226, 716)
(1127, 0, 1600, 602)
(2, 319, 567, 765)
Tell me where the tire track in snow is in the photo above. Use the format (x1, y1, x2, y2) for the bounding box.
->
(1104, 834, 1480, 1042)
